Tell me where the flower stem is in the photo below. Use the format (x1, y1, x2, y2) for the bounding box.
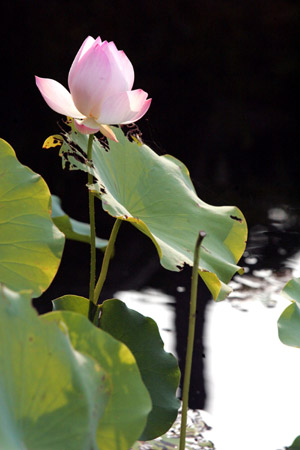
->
(94, 218, 122, 304)
(87, 134, 96, 305)
(179, 231, 206, 450)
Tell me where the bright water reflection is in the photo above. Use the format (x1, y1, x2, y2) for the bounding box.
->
(204, 295, 300, 450)
(116, 206, 300, 448)
(116, 284, 300, 449)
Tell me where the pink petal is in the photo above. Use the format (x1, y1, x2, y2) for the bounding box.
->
(99, 124, 118, 142)
(74, 118, 101, 134)
(68, 36, 96, 86)
(105, 42, 134, 91)
(97, 89, 151, 124)
(73, 120, 118, 142)
(123, 98, 152, 124)
(118, 50, 135, 90)
(68, 41, 112, 118)
(35, 76, 85, 118)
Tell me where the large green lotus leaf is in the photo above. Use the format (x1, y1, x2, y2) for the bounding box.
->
(278, 277, 300, 348)
(0, 139, 65, 297)
(99, 298, 180, 441)
(52, 294, 101, 325)
(51, 195, 108, 250)
(42, 309, 152, 450)
(288, 436, 300, 449)
(0, 285, 109, 450)
(54, 125, 247, 301)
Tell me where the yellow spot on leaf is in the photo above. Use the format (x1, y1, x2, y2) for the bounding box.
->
(43, 135, 63, 149)
(131, 135, 143, 146)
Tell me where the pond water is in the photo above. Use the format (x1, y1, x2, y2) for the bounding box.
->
(204, 287, 300, 450)
(116, 207, 300, 450)
(117, 276, 299, 449)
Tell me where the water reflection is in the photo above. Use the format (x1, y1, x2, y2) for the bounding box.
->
(285, 250, 300, 277)
(118, 205, 300, 449)
(245, 205, 300, 272)
(204, 293, 300, 450)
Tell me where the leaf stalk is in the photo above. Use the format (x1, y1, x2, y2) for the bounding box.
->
(87, 134, 96, 304)
(94, 218, 122, 304)
(179, 231, 206, 450)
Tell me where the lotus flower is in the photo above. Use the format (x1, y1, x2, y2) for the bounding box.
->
(35, 36, 151, 141)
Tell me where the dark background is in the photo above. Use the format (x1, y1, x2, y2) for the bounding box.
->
(1, 0, 299, 408)
(2, 0, 299, 214)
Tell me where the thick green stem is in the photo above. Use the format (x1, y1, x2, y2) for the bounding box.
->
(94, 218, 122, 304)
(87, 134, 96, 305)
(179, 231, 206, 450)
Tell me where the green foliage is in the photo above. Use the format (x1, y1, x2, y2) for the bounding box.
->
(0, 139, 65, 297)
(278, 278, 300, 348)
(51, 195, 108, 249)
(42, 310, 152, 450)
(288, 436, 300, 449)
(0, 116, 249, 448)
(0, 286, 109, 450)
(52, 294, 101, 325)
(53, 125, 247, 301)
(99, 298, 180, 440)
